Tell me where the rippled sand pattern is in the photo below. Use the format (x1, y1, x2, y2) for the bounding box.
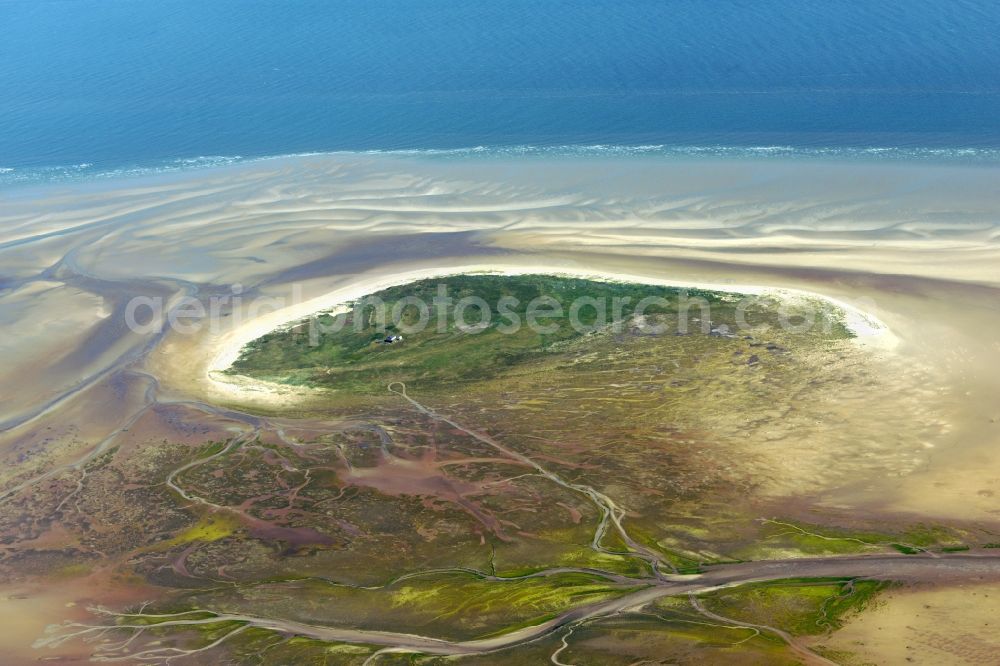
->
(2, 155, 1000, 663)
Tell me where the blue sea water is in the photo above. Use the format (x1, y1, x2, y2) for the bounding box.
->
(2, 0, 999, 183)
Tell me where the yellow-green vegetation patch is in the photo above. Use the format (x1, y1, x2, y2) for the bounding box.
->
(554, 547, 653, 577)
(627, 524, 707, 572)
(900, 523, 970, 549)
(742, 518, 891, 559)
(491, 527, 653, 578)
(228, 631, 377, 665)
(697, 578, 889, 637)
(324, 643, 375, 654)
(52, 562, 93, 579)
(744, 519, 975, 558)
(165, 511, 241, 546)
(555, 614, 800, 665)
(185, 571, 643, 643)
(379, 571, 639, 639)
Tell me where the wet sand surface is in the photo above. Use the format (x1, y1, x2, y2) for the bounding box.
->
(2, 154, 1000, 662)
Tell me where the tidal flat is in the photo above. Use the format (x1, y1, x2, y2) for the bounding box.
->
(3, 155, 1000, 663)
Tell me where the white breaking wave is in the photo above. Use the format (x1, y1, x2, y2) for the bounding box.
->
(4, 143, 1000, 188)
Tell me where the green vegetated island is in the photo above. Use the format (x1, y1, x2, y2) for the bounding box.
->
(230, 274, 851, 394)
(42, 275, 985, 664)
